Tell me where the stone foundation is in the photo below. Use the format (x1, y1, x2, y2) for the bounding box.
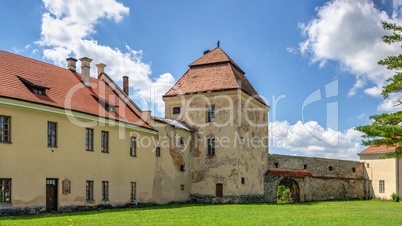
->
(189, 194, 265, 204)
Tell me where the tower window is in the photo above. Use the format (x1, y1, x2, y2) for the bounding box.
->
(207, 105, 215, 122)
(173, 107, 181, 114)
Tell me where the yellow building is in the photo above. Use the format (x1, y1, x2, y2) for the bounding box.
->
(0, 46, 269, 215)
(359, 145, 402, 200)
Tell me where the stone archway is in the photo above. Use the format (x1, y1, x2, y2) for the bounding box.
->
(278, 178, 300, 203)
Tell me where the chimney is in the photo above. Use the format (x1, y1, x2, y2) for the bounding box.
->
(96, 63, 106, 76)
(66, 58, 78, 71)
(123, 76, 129, 95)
(79, 57, 92, 87)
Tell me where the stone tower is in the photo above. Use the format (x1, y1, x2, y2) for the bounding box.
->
(163, 46, 269, 201)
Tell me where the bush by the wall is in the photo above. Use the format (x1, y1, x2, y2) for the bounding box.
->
(391, 193, 400, 202)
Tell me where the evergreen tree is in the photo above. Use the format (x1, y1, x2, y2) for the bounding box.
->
(356, 21, 402, 158)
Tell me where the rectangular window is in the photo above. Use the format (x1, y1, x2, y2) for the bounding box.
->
(180, 137, 184, 145)
(180, 184, 185, 191)
(0, 116, 11, 143)
(102, 181, 109, 200)
(207, 138, 215, 156)
(47, 122, 57, 147)
(86, 181, 94, 201)
(172, 107, 181, 114)
(130, 182, 136, 202)
(0, 179, 11, 202)
(130, 137, 137, 157)
(85, 128, 94, 151)
(379, 180, 385, 193)
(241, 177, 245, 184)
(101, 131, 109, 153)
(207, 105, 215, 122)
(156, 147, 161, 157)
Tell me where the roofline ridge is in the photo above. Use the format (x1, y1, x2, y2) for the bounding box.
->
(0, 50, 74, 72)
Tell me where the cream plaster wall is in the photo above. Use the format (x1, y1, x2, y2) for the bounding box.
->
(0, 101, 157, 210)
(360, 153, 398, 200)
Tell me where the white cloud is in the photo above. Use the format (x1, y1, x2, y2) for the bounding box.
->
(299, 0, 402, 109)
(37, 0, 175, 114)
(270, 120, 363, 160)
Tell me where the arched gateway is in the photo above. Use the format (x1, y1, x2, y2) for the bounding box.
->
(278, 178, 300, 202)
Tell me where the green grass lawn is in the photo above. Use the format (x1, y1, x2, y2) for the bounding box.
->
(1, 200, 402, 225)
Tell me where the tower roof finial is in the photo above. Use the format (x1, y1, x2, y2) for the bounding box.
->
(217, 40, 220, 47)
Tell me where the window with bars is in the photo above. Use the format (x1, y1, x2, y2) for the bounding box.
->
(0, 116, 11, 143)
(102, 181, 109, 200)
(86, 181, 94, 201)
(86, 128, 94, 151)
(207, 105, 215, 122)
(130, 182, 136, 202)
(207, 137, 215, 156)
(379, 180, 385, 193)
(47, 122, 57, 147)
(101, 131, 109, 153)
(0, 179, 11, 202)
(130, 137, 137, 157)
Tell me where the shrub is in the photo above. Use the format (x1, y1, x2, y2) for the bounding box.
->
(391, 193, 400, 202)
(277, 185, 290, 204)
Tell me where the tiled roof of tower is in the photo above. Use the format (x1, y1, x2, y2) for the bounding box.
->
(360, 145, 395, 154)
(163, 47, 267, 106)
(0, 50, 153, 130)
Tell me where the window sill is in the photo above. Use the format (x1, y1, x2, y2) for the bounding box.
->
(48, 146, 58, 148)
(0, 141, 12, 144)
(86, 150, 94, 152)
(86, 200, 95, 204)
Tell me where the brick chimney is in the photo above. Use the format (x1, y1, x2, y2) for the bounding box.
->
(79, 57, 92, 87)
(123, 76, 129, 95)
(96, 63, 106, 76)
(66, 58, 78, 71)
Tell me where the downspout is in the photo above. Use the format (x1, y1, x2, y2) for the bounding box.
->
(396, 158, 400, 197)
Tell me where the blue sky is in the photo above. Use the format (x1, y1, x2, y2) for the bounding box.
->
(1, 0, 401, 160)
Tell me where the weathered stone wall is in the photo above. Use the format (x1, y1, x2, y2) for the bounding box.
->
(151, 119, 192, 204)
(164, 89, 269, 197)
(265, 154, 367, 202)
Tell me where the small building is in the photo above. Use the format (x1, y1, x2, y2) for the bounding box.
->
(359, 145, 401, 200)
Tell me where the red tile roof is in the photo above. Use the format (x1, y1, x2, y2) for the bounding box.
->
(360, 145, 395, 154)
(266, 170, 312, 178)
(0, 50, 152, 130)
(163, 47, 266, 106)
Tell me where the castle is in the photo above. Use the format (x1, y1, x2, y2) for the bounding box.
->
(0, 46, 368, 215)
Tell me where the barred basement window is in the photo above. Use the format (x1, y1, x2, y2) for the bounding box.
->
(0, 116, 11, 143)
(379, 180, 385, 193)
(86, 181, 94, 201)
(102, 181, 109, 200)
(0, 179, 11, 202)
(131, 182, 136, 202)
